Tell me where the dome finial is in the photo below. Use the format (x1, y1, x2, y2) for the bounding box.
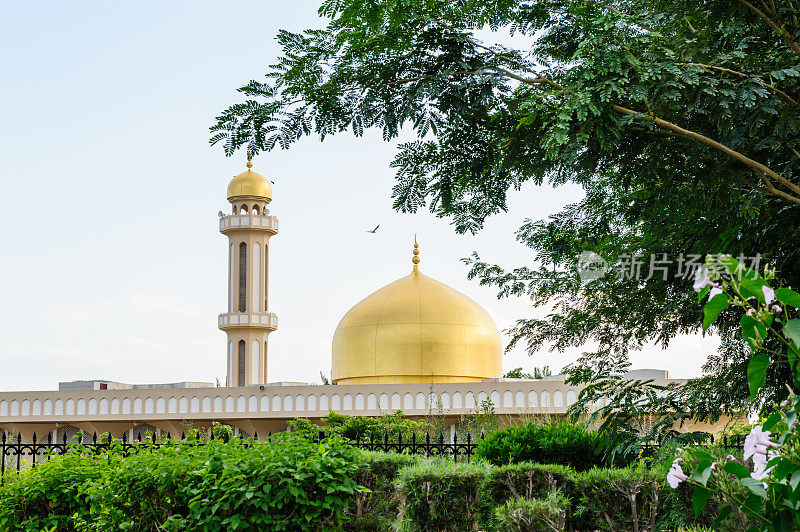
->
(246, 152, 253, 169)
(412, 234, 420, 267)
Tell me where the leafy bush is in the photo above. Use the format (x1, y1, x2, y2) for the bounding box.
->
(399, 458, 488, 531)
(571, 465, 661, 532)
(476, 421, 608, 470)
(0, 434, 362, 531)
(344, 450, 418, 531)
(0, 447, 111, 530)
(289, 411, 433, 442)
(493, 490, 569, 532)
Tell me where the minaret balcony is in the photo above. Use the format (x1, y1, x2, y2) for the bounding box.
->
(219, 214, 278, 235)
(218, 312, 278, 331)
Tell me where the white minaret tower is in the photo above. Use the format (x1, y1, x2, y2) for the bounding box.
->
(218, 157, 278, 386)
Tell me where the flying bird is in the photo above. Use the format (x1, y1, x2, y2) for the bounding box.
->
(365, 225, 380, 233)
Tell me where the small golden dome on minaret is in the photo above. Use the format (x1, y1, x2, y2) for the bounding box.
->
(331, 237, 502, 385)
(227, 154, 272, 201)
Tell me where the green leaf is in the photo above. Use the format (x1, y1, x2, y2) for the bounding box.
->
(703, 294, 729, 331)
(775, 288, 800, 308)
(697, 285, 710, 303)
(740, 477, 768, 499)
(763, 412, 782, 432)
(692, 485, 710, 517)
(747, 353, 770, 398)
(724, 461, 752, 480)
(712, 504, 732, 527)
(784, 320, 800, 348)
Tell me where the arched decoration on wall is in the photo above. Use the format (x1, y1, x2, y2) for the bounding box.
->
(331, 394, 341, 411)
(403, 393, 414, 410)
(391, 393, 401, 410)
(515, 391, 525, 408)
(122, 398, 131, 414)
(77, 399, 87, 415)
(225, 396, 235, 412)
(379, 394, 389, 410)
(238, 340, 246, 387)
(441, 393, 451, 409)
(136, 398, 146, 414)
(56, 399, 65, 415)
(343, 394, 352, 410)
(355, 394, 365, 410)
(65, 399, 74, 416)
(237, 396, 246, 412)
(554, 390, 564, 407)
(251, 340, 260, 384)
(453, 392, 463, 409)
(319, 394, 329, 411)
(272, 395, 281, 411)
(252, 243, 261, 313)
(229, 245, 235, 312)
(88, 399, 97, 415)
(99, 399, 108, 415)
(477, 391, 488, 405)
(296, 395, 305, 411)
(190, 397, 199, 413)
(415, 393, 426, 410)
(490, 390, 501, 406)
(240, 204, 249, 215)
(56, 425, 84, 444)
(465, 392, 476, 409)
(156, 398, 166, 414)
(179, 397, 188, 414)
(308, 394, 317, 411)
(248, 395, 258, 412)
(284, 395, 293, 411)
(213, 396, 223, 412)
(110, 398, 119, 414)
(239, 243, 247, 312)
(201, 396, 211, 413)
(45, 399, 54, 415)
(252, 205, 260, 215)
(0, 401, 7, 416)
(503, 391, 513, 407)
(567, 390, 577, 405)
(541, 391, 551, 407)
(168, 397, 178, 413)
(528, 391, 538, 408)
(260, 395, 270, 411)
(367, 394, 377, 410)
(21, 400, 30, 416)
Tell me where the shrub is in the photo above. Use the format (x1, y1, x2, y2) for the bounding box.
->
(344, 450, 418, 531)
(399, 457, 488, 531)
(494, 490, 570, 532)
(571, 464, 661, 532)
(289, 411, 434, 443)
(0, 447, 111, 530)
(476, 421, 608, 470)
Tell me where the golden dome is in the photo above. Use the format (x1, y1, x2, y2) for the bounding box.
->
(227, 159, 272, 201)
(332, 242, 502, 385)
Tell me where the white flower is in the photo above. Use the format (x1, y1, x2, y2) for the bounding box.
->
(709, 287, 723, 298)
(694, 268, 713, 292)
(763, 285, 776, 304)
(747, 308, 756, 317)
(726, 455, 737, 461)
(772, 304, 783, 314)
(667, 461, 689, 489)
(744, 426, 778, 462)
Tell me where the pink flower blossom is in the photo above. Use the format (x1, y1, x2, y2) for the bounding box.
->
(709, 287, 723, 298)
(667, 460, 689, 489)
(763, 286, 776, 305)
(747, 308, 756, 317)
(744, 426, 778, 463)
(694, 268, 714, 292)
(772, 305, 783, 314)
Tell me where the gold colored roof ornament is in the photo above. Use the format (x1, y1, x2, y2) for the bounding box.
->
(246, 152, 253, 169)
(227, 152, 272, 201)
(412, 234, 420, 267)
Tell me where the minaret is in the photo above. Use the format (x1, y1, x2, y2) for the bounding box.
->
(218, 156, 278, 386)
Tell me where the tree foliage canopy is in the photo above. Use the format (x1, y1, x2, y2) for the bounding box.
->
(212, 0, 800, 410)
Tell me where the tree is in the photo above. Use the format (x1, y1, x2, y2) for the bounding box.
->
(212, 0, 800, 408)
(504, 366, 552, 379)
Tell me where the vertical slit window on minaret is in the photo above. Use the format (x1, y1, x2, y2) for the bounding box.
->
(239, 242, 247, 312)
(237, 340, 246, 387)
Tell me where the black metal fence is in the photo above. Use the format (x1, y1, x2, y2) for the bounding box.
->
(0, 429, 483, 485)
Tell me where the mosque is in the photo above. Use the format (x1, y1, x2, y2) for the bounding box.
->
(0, 161, 729, 440)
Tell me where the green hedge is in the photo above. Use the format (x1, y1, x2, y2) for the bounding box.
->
(398, 458, 489, 531)
(0, 434, 361, 531)
(476, 421, 609, 470)
(344, 450, 418, 530)
(494, 490, 570, 532)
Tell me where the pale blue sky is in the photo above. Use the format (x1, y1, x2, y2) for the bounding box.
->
(0, 1, 715, 390)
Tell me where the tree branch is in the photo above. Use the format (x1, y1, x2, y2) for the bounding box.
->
(675, 62, 798, 107)
(738, 0, 800, 60)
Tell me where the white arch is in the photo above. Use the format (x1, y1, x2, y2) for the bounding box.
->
(156, 398, 166, 414)
(122, 398, 131, 414)
(144, 398, 154, 414)
(237, 396, 246, 412)
(331, 394, 341, 411)
(190, 397, 200, 413)
(541, 391, 551, 407)
(515, 391, 525, 408)
(249, 395, 258, 412)
(0, 400, 7, 416)
(453, 392, 463, 409)
(528, 391, 538, 408)
(503, 391, 513, 407)
(272, 395, 281, 411)
(320, 394, 329, 411)
(99, 398, 108, 414)
(251, 340, 260, 384)
(44, 399, 53, 415)
(567, 390, 577, 405)
(391, 393, 401, 410)
(403, 393, 414, 410)
(379, 394, 389, 410)
(202, 396, 212, 413)
(224, 396, 234, 412)
(415, 393, 426, 410)
(260, 395, 270, 411)
(296, 395, 305, 411)
(367, 394, 377, 410)
(465, 392, 476, 408)
(88, 399, 97, 415)
(55, 399, 64, 415)
(65, 399, 74, 415)
(21, 400, 30, 416)
(34, 399, 44, 415)
(490, 390, 501, 406)
(110, 398, 119, 414)
(284, 395, 293, 411)
(355, 394, 365, 410)
(441, 392, 451, 409)
(343, 394, 353, 410)
(77, 399, 86, 415)
(168, 397, 178, 413)
(477, 391, 488, 405)
(554, 390, 564, 407)
(307, 394, 317, 411)
(252, 243, 261, 313)
(213, 396, 223, 412)
(11, 400, 19, 416)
